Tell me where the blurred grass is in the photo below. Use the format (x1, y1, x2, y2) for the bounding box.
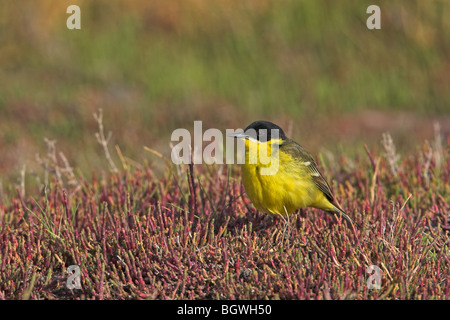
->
(0, 0, 449, 188)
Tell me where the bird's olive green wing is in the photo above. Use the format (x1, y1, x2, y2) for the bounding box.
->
(280, 140, 358, 228)
(280, 140, 335, 203)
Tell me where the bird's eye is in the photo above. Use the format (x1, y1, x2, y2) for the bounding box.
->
(244, 128, 258, 140)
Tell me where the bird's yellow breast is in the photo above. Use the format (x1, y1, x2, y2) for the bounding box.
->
(241, 139, 331, 216)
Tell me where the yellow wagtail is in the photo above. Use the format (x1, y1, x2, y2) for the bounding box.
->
(228, 120, 358, 228)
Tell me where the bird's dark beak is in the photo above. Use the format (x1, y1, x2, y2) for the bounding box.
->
(227, 132, 248, 139)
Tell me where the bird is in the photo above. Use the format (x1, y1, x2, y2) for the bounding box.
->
(228, 120, 358, 228)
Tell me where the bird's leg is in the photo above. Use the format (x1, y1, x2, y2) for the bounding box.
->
(278, 208, 292, 246)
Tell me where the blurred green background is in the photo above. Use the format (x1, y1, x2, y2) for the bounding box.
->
(0, 0, 449, 189)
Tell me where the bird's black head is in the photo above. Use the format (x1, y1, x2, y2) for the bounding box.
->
(244, 121, 287, 143)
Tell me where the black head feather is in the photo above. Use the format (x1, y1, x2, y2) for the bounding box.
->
(244, 121, 287, 142)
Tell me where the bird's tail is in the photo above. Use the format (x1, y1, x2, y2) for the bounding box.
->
(329, 205, 360, 229)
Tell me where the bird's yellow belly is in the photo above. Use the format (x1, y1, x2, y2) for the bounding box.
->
(242, 162, 327, 216)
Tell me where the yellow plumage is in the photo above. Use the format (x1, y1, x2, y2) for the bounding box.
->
(230, 120, 357, 228)
(242, 138, 333, 215)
